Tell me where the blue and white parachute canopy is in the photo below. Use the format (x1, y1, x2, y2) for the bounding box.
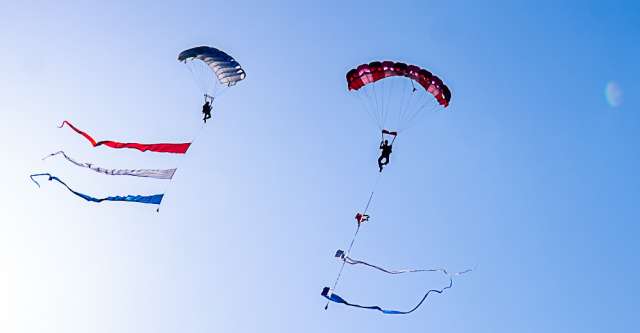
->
(178, 46, 246, 89)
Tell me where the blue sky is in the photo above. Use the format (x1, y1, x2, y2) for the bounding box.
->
(1, 1, 638, 332)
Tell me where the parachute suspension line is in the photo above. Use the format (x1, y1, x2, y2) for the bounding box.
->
(401, 98, 439, 132)
(404, 104, 436, 132)
(186, 60, 223, 99)
(395, 78, 411, 130)
(354, 89, 374, 128)
(374, 81, 382, 127)
(397, 80, 418, 130)
(370, 85, 384, 128)
(379, 78, 387, 129)
(382, 79, 392, 129)
(380, 80, 388, 127)
(370, 80, 382, 127)
(325, 172, 383, 310)
(355, 91, 382, 131)
(212, 85, 230, 99)
(381, 78, 394, 129)
(200, 65, 211, 96)
(186, 61, 205, 96)
(398, 78, 409, 113)
(404, 81, 426, 123)
(383, 77, 397, 128)
(397, 87, 422, 131)
(200, 61, 217, 96)
(361, 85, 383, 128)
(399, 83, 435, 132)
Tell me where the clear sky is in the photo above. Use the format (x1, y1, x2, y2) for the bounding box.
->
(1, 0, 639, 332)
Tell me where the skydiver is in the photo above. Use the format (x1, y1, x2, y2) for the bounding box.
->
(378, 139, 393, 172)
(202, 100, 212, 123)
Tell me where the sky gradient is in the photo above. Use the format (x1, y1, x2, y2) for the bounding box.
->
(1, 1, 639, 332)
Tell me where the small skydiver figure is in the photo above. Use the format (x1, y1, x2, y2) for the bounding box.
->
(378, 139, 393, 172)
(355, 212, 370, 224)
(202, 100, 212, 123)
(202, 95, 214, 123)
(377, 129, 397, 172)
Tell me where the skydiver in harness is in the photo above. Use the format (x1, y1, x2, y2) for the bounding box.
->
(202, 94, 213, 123)
(377, 130, 397, 172)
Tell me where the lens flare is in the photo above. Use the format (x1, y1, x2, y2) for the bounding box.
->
(605, 81, 623, 107)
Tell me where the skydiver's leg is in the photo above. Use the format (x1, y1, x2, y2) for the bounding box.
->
(378, 156, 385, 172)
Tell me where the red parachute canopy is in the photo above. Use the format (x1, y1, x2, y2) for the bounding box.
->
(346, 61, 451, 107)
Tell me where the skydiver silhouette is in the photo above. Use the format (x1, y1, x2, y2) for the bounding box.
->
(378, 139, 392, 172)
(202, 100, 212, 123)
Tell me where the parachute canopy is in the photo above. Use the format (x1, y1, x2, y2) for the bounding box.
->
(346, 61, 451, 132)
(347, 61, 451, 106)
(179, 46, 246, 96)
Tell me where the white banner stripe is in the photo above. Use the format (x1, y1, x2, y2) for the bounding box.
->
(43, 151, 176, 180)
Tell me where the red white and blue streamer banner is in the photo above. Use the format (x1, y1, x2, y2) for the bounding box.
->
(322, 252, 472, 315)
(59, 121, 191, 154)
(43, 151, 176, 180)
(30, 173, 163, 205)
